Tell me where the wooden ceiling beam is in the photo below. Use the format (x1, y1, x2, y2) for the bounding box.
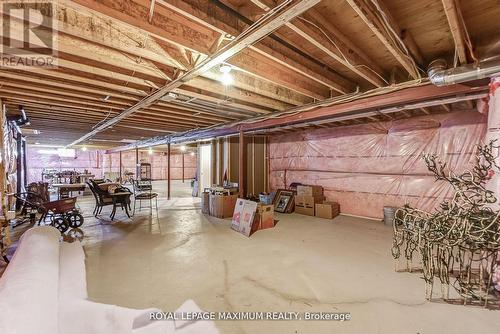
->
(0, 70, 241, 122)
(10, 110, 192, 134)
(441, 0, 473, 65)
(67, 0, 322, 147)
(110, 83, 488, 150)
(248, 0, 386, 87)
(0, 69, 263, 117)
(155, 0, 354, 95)
(344, 0, 420, 80)
(23, 113, 191, 132)
(3, 9, 298, 110)
(4, 102, 206, 130)
(0, 77, 238, 123)
(67, 0, 322, 102)
(3, 96, 201, 129)
(420, 107, 431, 115)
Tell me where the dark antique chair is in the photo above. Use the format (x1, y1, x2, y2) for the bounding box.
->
(132, 179, 158, 216)
(86, 181, 114, 217)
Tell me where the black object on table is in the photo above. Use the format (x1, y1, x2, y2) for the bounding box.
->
(109, 192, 132, 220)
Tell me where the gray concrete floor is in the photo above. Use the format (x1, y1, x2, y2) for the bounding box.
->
(6, 180, 500, 333)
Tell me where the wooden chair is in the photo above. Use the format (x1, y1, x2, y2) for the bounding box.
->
(132, 179, 158, 216)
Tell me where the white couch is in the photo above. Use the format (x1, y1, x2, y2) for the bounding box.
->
(0, 226, 219, 334)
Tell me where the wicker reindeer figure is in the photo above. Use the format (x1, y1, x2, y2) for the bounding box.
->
(392, 141, 500, 306)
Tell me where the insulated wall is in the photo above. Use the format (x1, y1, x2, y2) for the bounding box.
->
(102, 151, 197, 180)
(26, 148, 103, 183)
(26, 149, 197, 182)
(269, 111, 487, 219)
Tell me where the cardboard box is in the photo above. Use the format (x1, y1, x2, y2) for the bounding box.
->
(201, 192, 210, 214)
(255, 204, 274, 230)
(209, 194, 237, 218)
(315, 202, 340, 219)
(294, 206, 315, 216)
(294, 195, 323, 216)
(231, 199, 258, 236)
(297, 185, 324, 197)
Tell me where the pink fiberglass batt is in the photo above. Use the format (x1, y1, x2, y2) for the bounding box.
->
(269, 111, 487, 219)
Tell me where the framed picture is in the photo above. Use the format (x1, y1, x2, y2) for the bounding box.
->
(274, 190, 294, 213)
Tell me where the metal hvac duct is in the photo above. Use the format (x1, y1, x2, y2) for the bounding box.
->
(427, 58, 500, 86)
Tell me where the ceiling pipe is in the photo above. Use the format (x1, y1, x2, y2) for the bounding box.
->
(428, 58, 500, 86)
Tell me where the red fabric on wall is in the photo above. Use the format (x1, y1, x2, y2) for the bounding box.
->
(269, 111, 487, 219)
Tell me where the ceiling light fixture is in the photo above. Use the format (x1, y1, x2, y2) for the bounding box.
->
(148, 147, 153, 155)
(81, 146, 88, 152)
(180, 145, 187, 152)
(219, 64, 233, 86)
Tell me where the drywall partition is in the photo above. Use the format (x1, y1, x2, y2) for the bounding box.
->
(269, 111, 487, 219)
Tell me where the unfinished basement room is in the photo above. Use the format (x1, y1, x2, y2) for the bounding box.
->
(1, 0, 500, 333)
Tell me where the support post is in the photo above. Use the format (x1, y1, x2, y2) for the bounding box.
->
(15, 134, 22, 210)
(119, 151, 122, 182)
(182, 152, 185, 183)
(238, 131, 246, 198)
(135, 147, 139, 179)
(22, 138, 27, 187)
(167, 143, 171, 200)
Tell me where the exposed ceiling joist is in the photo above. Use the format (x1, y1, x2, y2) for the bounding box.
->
(66, 0, 322, 147)
(441, 0, 475, 65)
(108, 83, 488, 152)
(158, 0, 354, 94)
(68, 0, 325, 101)
(345, 0, 420, 80)
(249, 0, 386, 87)
(3, 12, 300, 110)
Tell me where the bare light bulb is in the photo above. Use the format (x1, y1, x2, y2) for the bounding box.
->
(220, 72, 233, 86)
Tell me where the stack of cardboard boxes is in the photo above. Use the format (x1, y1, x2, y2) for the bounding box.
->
(294, 185, 340, 219)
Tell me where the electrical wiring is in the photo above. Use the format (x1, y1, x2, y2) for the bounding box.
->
(296, 16, 390, 86)
(368, 0, 421, 78)
(148, 78, 428, 146)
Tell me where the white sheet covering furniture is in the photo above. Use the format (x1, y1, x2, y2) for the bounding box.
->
(0, 226, 219, 334)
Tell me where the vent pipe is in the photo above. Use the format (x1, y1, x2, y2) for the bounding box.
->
(427, 58, 500, 86)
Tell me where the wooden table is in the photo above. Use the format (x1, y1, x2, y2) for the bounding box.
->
(52, 183, 86, 199)
(109, 192, 132, 220)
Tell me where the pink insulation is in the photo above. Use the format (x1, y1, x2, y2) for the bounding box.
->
(485, 76, 500, 211)
(269, 111, 487, 219)
(101, 151, 196, 180)
(26, 148, 103, 183)
(27, 148, 197, 183)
